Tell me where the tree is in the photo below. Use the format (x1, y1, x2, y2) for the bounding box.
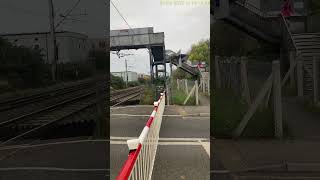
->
(310, 0, 320, 14)
(89, 50, 109, 71)
(0, 38, 51, 89)
(171, 68, 193, 80)
(110, 74, 125, 89)
(188, 39, 210, 64)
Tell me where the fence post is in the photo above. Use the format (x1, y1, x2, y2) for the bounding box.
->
(240, 57, 251, 105)
(195, 80, 199, 105)
(289, 51, 296, 88)
(273, 61, 283, 139)
(297, 59, 304, 98)
(208, 77, 210, 95)
(215, 56, 221, 88)
(313, 56, 319, 104)
(177, 79, 180, 90)
(202, 79, 205, 93)
(166, 83, 170, 105)
(185, 79, 188, 94)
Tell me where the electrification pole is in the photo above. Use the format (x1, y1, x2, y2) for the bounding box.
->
(48, 0, 57, 81)
(125, 58, 128, 87)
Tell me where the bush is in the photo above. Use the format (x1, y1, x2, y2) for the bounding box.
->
(172, 89, 195, 105)
(140, 86, 154, 105)
(111, 74, 125, 89)
(0, 38, 51, 89)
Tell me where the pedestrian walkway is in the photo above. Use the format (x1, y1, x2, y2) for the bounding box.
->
(212, 95, 320, 178)
(283, 97, 320, 139)
(213, 139, 320, 178)
(199, 93, 210, 106)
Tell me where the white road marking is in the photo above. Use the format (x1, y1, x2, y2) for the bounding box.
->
(111, 141, 202, 146)
(111, 114, 181, 117)
(110, 136, 208, 141)
(0, 167, 108, 172)
(111, 137, 210, 147)
(211, 170, 230, 174)
(110, 105, 153, 109)
(0, 139, 108, 151)
(199, 140, 210, 157)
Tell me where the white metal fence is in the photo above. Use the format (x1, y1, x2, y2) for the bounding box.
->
(117, 92, 165, 180)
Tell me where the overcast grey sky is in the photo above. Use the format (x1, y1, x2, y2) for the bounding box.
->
(0, 0, 107, 38)
(110, 0, 210, 75)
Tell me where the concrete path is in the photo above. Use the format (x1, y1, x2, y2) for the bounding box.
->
(199, 93, 210, 106)
(212, 139, 320, 179)
(283, 97, 320, 139)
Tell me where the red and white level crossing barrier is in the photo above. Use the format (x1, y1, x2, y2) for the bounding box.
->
(116, 92, 166, 180)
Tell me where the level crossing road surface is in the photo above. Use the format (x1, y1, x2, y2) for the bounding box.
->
(0, 137, 108, 180)
(110, 105, 210, 179)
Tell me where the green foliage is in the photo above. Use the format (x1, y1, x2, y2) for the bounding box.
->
(128, 81, 140, 87)
(172, 89, 195, 105)
(188, 39, 210, 64)
(89, 50, 109, 71)
(140, 86, 154, 105)
(0, 38, 51, 89)
(57, 62, 94, 81)
(110, 74, 125, 89)
(171, 69, 193, 80)
(138, 77, 150, 85)
(310, 0, 320, 13)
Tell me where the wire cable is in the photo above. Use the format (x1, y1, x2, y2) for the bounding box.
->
(110, 0, 134, 33)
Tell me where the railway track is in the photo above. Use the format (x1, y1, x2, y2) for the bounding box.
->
(110, 86, 144, 107)
(0, 77, 108, 145)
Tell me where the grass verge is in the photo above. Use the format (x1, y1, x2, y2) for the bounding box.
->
(140, 86, 154, 105)
(212, 88, 275, 138)
(172, 89, 195, 105)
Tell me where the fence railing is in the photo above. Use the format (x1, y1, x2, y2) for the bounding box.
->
(214, 55, 320, 138)
(116, 92, 166, 180)
(176, 79, 199, 105)
(215, 56, 283, 138)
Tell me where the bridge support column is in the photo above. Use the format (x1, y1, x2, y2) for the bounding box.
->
(148, 47, 153, 82)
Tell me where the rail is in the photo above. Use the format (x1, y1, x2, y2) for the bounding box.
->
(0, 80, 107, 145)
(110, 86, 144, 106)
(116, 92, 166, 180)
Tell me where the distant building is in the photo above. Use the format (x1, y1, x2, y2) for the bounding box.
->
(0, 31, 92, 64)
(111, 71, 138, 82)
(138, 73, 151, 80)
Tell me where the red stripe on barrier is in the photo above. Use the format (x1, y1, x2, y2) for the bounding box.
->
(116, 91, 165, 179)
(116, 144, 142, 180)
(146, 117, 154, 128)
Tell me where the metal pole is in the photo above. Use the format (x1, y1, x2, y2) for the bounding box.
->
(149, 47, 153, 83)
(273, 61, 283, 139)
(125, 58, 128, 87)
(48, 0, 57, 81)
